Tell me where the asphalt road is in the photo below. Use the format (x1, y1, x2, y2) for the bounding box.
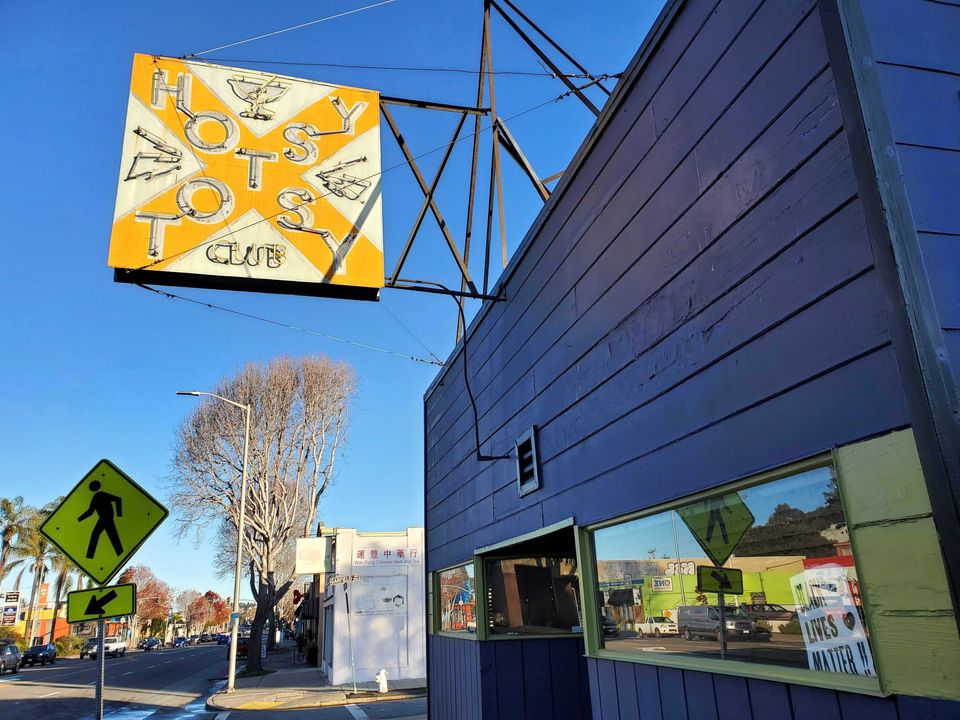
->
(0, 644, 225, 720)
(0, 644, 425, 720)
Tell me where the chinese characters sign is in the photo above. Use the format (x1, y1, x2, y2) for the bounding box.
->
(354, 547, 420, 566)
(109, 54, 384, 300)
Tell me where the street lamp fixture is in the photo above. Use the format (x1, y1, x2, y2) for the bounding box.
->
(177, 389, 250, 693)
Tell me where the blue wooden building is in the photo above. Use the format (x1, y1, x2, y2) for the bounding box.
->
(424, 0, 960, 717)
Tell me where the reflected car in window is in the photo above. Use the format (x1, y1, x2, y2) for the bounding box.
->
(743, 603, 797, 622)
(601, 616, 620, 638)
(637, 616, 678, 637)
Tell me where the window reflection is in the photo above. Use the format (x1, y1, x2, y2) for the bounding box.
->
(592, 467, 875, 678)
(438, 563, 476, 634)
(486, 556, 581, 635)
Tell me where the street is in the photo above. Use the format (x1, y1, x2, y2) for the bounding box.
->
(0, 645, 425, 720)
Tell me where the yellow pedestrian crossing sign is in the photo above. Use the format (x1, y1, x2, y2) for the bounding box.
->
(67, 583, 136, 624)
(677, 492, 755, 567)
(40, 459, 167, 586)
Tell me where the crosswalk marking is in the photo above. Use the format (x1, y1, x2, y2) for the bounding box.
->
(345, 705, 369, 719)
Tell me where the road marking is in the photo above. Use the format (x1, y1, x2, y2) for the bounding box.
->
(123, 671, 134, 675)
(164, 661, 172, 664)
(214, 713, 230, 720)
(39, 691, 60, 697)
(345, 705, 369, 719)
(147, 665, 155, 669)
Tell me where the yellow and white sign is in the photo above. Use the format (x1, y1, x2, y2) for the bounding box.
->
(108, 54, 384, 300)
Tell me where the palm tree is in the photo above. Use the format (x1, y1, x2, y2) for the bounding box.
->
(0, 496, 27, 582)
(17, 503, 58, 645)
(48, 553, 77, 642)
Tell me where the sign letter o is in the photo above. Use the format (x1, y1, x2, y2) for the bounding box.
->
(184, 111, 239, 153)
(177, 178, 234, 224)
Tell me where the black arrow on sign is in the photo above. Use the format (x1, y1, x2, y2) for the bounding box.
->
(710, 570, 732, 590)
(85, 590, 118, 616)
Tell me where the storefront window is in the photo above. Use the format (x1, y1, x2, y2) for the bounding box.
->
(437, 562, 477, 634)
(591, 466, 876, 679)
(485, 556, 581, 635)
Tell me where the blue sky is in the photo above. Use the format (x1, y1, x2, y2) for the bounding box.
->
(0, 0, 664, 600)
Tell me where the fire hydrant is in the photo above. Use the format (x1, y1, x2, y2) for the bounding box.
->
(375, 668, 389, 693)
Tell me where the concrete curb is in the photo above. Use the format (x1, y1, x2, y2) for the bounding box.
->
(205, 688, 426, 711)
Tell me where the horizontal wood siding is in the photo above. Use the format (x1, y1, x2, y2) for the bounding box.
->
(425, 0, 908, 568)
(421, 0, 957, 718)
(856, 0, 960, 523)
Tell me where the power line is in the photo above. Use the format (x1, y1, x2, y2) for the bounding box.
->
(186, 0, 400, 58)
(200, 57, 606, 79)
(380, 303, 443, 364)
(137, 284, 445, 367)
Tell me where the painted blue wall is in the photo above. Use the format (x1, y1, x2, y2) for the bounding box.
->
(424, 0, 959, 717)
(428, 635, 589, 720)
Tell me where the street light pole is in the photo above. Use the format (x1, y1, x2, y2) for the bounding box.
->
(177, 390, 250, 693)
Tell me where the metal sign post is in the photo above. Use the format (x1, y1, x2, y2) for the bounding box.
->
(718, 593, 727, 661)
(96, 618, 106, 720)
(39, 459, 166, 720)
(344, 583, 357, 696)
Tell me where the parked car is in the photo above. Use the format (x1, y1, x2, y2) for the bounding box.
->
(637, 616, 679, 638)
(236, 635, 249, 657)
(216, 634, 230, 645)
(742, 603, 797, 623)
(199, 634, 214, 643)
(172, 637, 188, 648)
(22, 643, 57, 666)
(0, 643, 21, 674)
(88, 637, 126, 659)
(677, 605, 762, 641)
(187, 635, 199, 645)
(80, 637, 98, 659)
(140, 637, 163, 652)
(601, 616, 620, 638)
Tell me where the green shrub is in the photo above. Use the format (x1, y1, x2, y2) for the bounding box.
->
(55, 634, 84, 656)
(754, 619, 773, 633)
(778, 618, 803, 634)
(0, 627, 26, 651)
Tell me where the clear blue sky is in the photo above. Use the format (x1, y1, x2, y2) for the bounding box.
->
(0, 0, 664, 600)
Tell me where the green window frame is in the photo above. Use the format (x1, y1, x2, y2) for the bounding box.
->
(432, 560, 479, 640)
(577, 430, 960, 699)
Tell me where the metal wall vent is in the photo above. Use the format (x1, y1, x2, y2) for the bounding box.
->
(516, 426, 541, 497)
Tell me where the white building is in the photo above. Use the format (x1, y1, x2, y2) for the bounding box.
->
(298, 527, 425, 686)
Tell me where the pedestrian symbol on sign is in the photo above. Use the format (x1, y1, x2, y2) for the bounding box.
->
(78, 480, 124, 558)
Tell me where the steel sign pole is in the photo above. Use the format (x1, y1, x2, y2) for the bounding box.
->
(227, 402, 251, 692)
(177, 391, 250, 692)
(96, 618, 105, 720)
(345, 583, 357, 695)
(718, 592, 727, 660)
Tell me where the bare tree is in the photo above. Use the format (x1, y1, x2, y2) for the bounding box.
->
(176, 589, 202, 635)
(168, 355, 354, 672)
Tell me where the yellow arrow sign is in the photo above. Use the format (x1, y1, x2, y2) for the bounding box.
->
(67, 583, 136, 624)
(696, 565, 744, 595)
(40, 459, 168, 586)
(677, 492, 755, 567)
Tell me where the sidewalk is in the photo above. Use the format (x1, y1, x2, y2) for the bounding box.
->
(206, 641, 426, 712)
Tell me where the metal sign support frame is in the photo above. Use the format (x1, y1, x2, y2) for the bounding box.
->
(380, 0, 612, 337)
